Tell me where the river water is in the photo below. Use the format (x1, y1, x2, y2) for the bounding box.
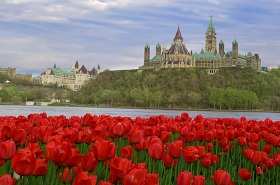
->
(0, 105, 279, 121)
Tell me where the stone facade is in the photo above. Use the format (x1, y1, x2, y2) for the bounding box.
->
(0, 67, 32, 81)
(141, 16, 261, 71)
(41, 61, 101, 91)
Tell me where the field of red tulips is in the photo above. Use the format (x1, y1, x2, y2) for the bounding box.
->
(0, 112, 280, 185)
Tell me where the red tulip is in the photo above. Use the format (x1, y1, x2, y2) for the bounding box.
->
(73, 171, 97, 185)
(263, 144, 272, 154)
(195, 146, 206, 158)
(162, 154, 178, 168)
(192, 175, 205, 185)
(92, 139, 116, 161)
(129, 129, 145, 144)
(27, 143, 44, 159)
(237, 137, 247, 147)
(91, 125, 107, 142)
(216, 129, 225, 140)
(11, 148, 36, 176)
(120, 146, 132, 159)
(176, 170, 193, 185)
(214, 170, 231, 185)
(98, 181, 113, 185)
(201, 155, 211, 168)
(32, 159, 48, 176)
(74, 162, 84, 174)
(83, 151, 98, 172)
(243, 148, 254, 160)
(204, 130, 214, 142)
(148, 141, 165, 160)
(219, 137, 228, 148)
(1, 124, 15, 140)
(248, 142, 258, 151)
(204, 143, 213, 151)
(64, 148, 82, 167)
(160, 131, 171, 143)
(36, 125, 53, 143)
(251, 151, 265, 165)
(238, 168, 252, 180)
(196, 130, 205, 141)
(0, 174, 16, 185)
(273, 153, 280, 165)
(110, 122, 126, 137)
(181, 112, 189, 121)
(225, 129, 236, 140)
(145, 173, 159, 185)
(59, 168, 73, 183)
(0, 140, 16, 160)
(167, 140, 183, 159)
(11, 127, 27, 146)
(109, 157, 133, 180)
(185, 132, 196, 142)
(265, 157, 275, 169)
(183, 146, 199, 163)
(46, 140, 71, 166)
(123, 165, 148, 185)
(256, 166, 263, 175)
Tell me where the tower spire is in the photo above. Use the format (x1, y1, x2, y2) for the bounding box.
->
(207, 16, 215, 31)
(174, 25, 183, 42)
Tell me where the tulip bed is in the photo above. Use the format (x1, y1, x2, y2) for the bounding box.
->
(0, 112, 280, 185)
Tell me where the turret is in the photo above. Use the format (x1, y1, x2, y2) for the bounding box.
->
(232, 39, 238, 59)
(174, 25, 183, 42)
(219, 40, 225, 57)
(144, 44, 150, 65)
(75, 61, 79, 68)
(156, 43, 161, 56)
(205, 16, 217, 53)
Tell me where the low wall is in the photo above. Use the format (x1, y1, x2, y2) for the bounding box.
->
(26, 101, 51, 106)
(26, 101, 35, 106)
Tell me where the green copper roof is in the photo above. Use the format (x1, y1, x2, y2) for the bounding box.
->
(247, 52, 253, 57)
(145, 44, 150, 48)
(200, 48, 205, 53)
(193, 52, 221, 60)
(232, 39, 238, 44)
(207, 16, 215, 31)
(156, 43, 161, 47)
(149, 55, 161, 63)
(52, 67, 75, 77)
(219, 40, 224, 44)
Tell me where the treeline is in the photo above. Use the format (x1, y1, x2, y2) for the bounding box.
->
(0, 73, 70, 104)
(70, 67, 280, 111)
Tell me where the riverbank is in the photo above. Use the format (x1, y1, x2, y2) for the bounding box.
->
(47, 102, 280, 113)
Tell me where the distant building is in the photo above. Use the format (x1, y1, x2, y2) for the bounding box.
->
(0, 67, 32, 81)
(141, 16, 261, 71)
(41, 61, 101, 91)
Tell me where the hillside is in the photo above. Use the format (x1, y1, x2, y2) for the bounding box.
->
(0, 73, 71, 104)
(71, 67, 280, 111)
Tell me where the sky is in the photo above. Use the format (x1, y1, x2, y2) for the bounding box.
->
(0, 0, 280, 76)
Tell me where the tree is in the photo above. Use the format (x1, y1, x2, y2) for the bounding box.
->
(187, 92, 201, 109)
(130, 88, 144, 107)
(91, 92, 101, 106)
(11, 96, 22, 104)
(168, 92, 181, 108)
(149, 90, 163, 108)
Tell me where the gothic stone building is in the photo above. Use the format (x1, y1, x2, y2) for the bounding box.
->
(41, 61, 101, 91)
(140, 16, 261, 71)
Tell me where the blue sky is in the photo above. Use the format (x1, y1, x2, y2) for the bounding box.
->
(0, 0, 280, 76)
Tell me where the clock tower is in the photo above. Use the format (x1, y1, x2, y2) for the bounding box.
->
(205, 16, 217, 53)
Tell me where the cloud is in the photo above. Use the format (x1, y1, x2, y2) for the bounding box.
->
(0, 0, 280, 77)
